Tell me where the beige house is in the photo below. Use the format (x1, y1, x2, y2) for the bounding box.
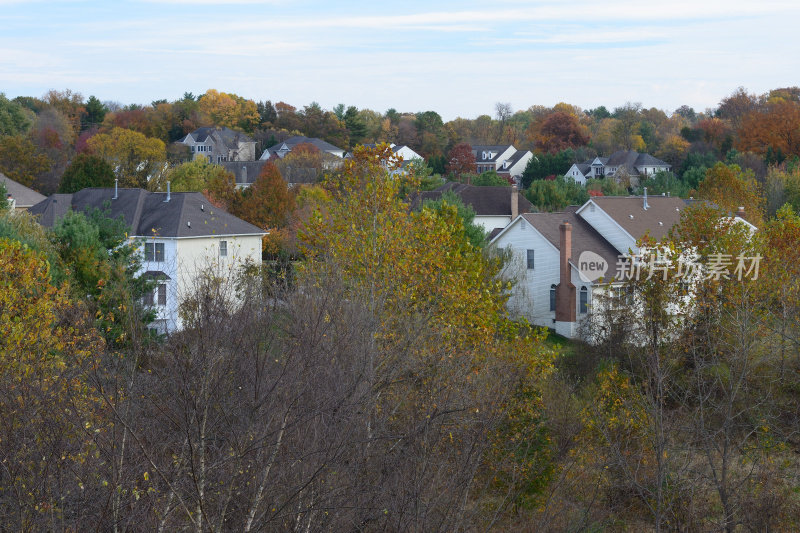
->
(179, 127, 257, 163)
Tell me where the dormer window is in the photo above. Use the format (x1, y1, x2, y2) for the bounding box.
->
(482, 151, 488, 160)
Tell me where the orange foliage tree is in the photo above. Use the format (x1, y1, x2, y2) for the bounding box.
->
(697, 162, 764, 226)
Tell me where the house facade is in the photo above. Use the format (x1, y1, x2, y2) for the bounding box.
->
(565, 151, 671, 184)
(491, 195, 696, 338)
(179, 127, 257, 164)
(30, 187, 265, 334)
(471, 145, 533, 183)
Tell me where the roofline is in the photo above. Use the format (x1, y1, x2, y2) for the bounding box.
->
(489, 214, 562, 258)
(131, 232, 268, 240)
(574, 198, 638, 251)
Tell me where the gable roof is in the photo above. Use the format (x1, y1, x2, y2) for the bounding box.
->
(1, 173, 46, 208)
(583, 196, 687, 241)
(180, 127, 255, 148)
(521, 207, 620, 278)
(415, 182, 533, 216)
(29, 188, 265, 238)
(266, 136, 345, 155)
(471, 145, 514, 162)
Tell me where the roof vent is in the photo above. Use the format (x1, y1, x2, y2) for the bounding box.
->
(187, 221, 191, 227)
(201, 204, 204, 212)
(643, 187, 649, 210)
(113, 178, 118, 200)
(165, 181, 171, 203)
(658, 221, 663, 226)
(629, 214, 634, 219)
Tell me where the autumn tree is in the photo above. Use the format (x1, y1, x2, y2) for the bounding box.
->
(274, 142, 325, 184)
(534, 111, 590, 153)
(0, 238, 106, 530)
(230, 161, 295, 255)
(0, 92, 34, 136)
(86, 127, 166, 188)
(736, 100, 800, 159)
(0, 134, 51, 187)
(197, 89, 260, 133)
(445, 142, 476, 179)
(697, 162, 764, 226)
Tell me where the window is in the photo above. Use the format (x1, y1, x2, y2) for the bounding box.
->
(143, 283, 166, 307)
(219, 240, 227, 257)
(144, 242, 164, 262)
(157, 283, 166, 306)
(580, 286, 588, 314)
(191, 146, 195, 152)
(550, 284, 557, 312)
(526, 249, 535, 270)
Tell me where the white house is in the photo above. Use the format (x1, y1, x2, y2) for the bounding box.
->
(472, 145, 533, 183)
(178, 127, 257, 164)
(30, 186, 266, 334)
(491, 194, 699, 338)
(565, 151, 671, 185)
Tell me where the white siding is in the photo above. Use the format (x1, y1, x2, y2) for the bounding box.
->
(474, 215, 511, 233)
(577, 201, 637, 255)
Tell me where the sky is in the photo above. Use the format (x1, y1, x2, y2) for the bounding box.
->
(1, 0, 799, 120)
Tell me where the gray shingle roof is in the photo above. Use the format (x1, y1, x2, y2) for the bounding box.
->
(29, 188, 265, 238)
(266, 136, 344, 155)
(1, 173, 46, 208)
(471, 145, 513, 163)
(416, 182, 533, 216)
(180, 127, 255, 149)
(221, 161, 268, 185)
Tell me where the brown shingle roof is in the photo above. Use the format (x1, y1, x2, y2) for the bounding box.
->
(587, 196, 687, 241)
(522, 206, 620, 280)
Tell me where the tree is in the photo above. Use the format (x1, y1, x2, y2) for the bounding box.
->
(525, 176, 588, 212)
(83, 95, 108, 129)
(0, 237, 106, 530)
(0, 92, 34, 136)
(0, 134, 51, 187)
(197, 89, 260, 133)
(521, 149, 575, 188)
(422, 190, 486, 248)
(534, 111, 590, 153)
(230, 161, 295, 255)
(164, 157, 233, 193)
(445, 142, 476, 178)
(697, 162, 764, 226)
(86, 127, 166, 188)
(736, 100, 800, 159)
(472, 169, 511, 186)
(58, 153, 116, 192)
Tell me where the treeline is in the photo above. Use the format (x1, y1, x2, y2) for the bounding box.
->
(3, 86, 800, 194)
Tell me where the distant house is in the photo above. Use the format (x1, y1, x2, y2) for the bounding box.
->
(416, 182, 532, 234)
(471, 145, 533, 183)
(260, 136, 346, 160)
(179, 127, 257, 163)
(1, 173, 45, 212)
(565, 150, 671, 185)
(30, 187, 265, 334)
(221, 161, 268, 188)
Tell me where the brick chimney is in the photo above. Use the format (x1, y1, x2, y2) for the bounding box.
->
(736, 206, 746, 219)
(511, 186, 519, 219)
(556, 221, 576, 323)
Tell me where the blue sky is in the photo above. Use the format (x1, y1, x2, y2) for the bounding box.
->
(2, 0, 799, 120)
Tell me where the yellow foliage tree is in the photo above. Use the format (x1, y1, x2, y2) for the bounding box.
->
(86, 127, 166, 188)
(197, 89, 260, 133)
(0, 238, 105, 529)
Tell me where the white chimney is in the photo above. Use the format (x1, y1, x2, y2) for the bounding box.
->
(165, 181, 171, 202)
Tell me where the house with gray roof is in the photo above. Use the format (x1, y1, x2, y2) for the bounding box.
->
(1, 173, 45, 211)
(30, 187, 265, 334)
(259, 136, 346, 160)
(472, 145, 533, 183)
(416, 182, 533, 234)
(565, 150, 671, 184)
(179, 127, 257, 164)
